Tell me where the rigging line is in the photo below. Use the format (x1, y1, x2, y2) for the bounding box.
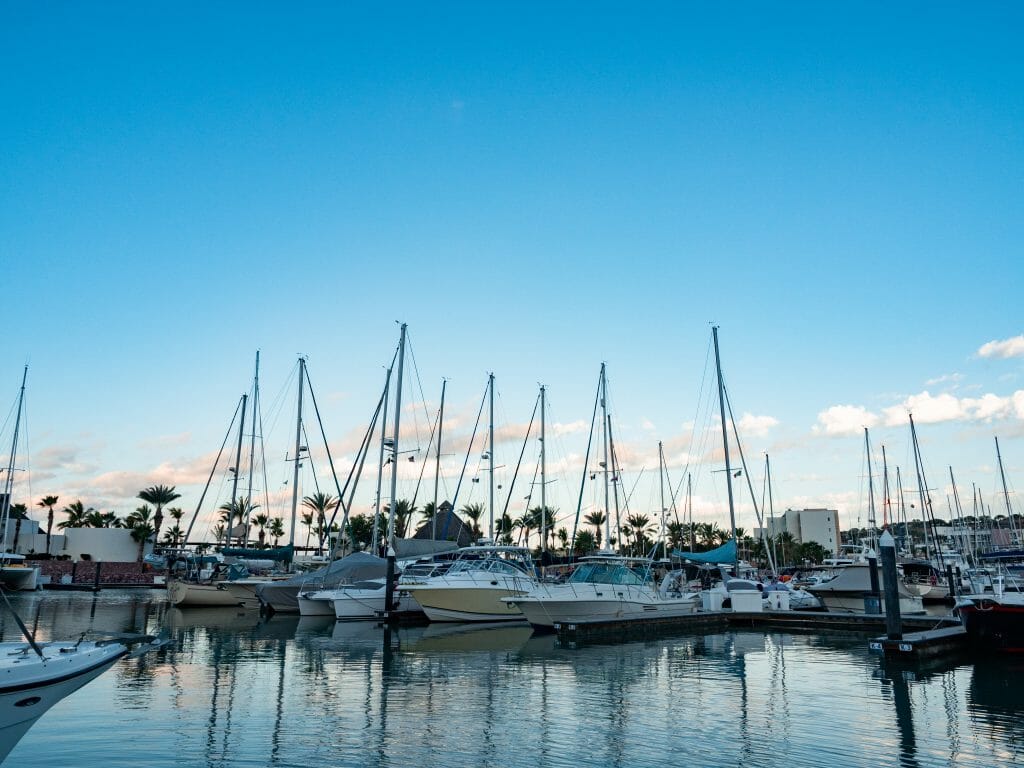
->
(403, 332, 429, 453)
(184, 395, 244, 545)
(674, 336, 715, 500)
(409, 403, 441, 510)
(299, 420, 322, 496)
(570, 371, 602, 549)
(723, 386, 776, 574)
(443, 378, 489, 538)
(324, 355, 396, 539)
(501, 391, 540, 521)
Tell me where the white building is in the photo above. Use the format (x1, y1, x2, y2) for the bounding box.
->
(759, 508, 840, 554)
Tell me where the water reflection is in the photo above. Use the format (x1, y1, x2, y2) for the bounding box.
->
(1, 592, 1022, 768)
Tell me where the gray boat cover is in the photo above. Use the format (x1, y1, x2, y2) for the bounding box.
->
(256, 552, 388, 613)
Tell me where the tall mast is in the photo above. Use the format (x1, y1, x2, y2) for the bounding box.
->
(909, 414, 933, 562)
(600, 363, 611, 547)
(608, 414, 622, 550)
(384, 323, 408, 615)
(432, 379, 446, 541)
(996, 436, 1019, 545)
(540, 384, 547, 557)
(371, 366, 392, 554)
(288, 358, 305, 554)
(488, 372, 495, 542)
(244, 351, 260, 548)
(687, 472, 693, 550)
(658, 441, 667, 558)
(712, 326, 738, 572)
(865, 427, 877, 551)
(881, 445, 890, 529)
(766, 454, 778, 566)
(226, 392, 248, 549)
(1, 366, 28, 548)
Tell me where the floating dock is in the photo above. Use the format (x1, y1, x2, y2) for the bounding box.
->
(553, 609, 961, 647)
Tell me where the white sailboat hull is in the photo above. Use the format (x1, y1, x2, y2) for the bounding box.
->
(166, 580, 243, 607)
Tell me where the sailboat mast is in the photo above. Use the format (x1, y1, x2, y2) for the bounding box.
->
(226, 393, 248, 549)
(432, 379, 446, 541)
(540, 384, 547, 557)
(881, 445, 890, 530)
(288, 358, 306, 554)
(384, 323, 408, 615)
(865, 428, 877, 551)
(766, 454, 778, 566)
(909, 414, 933, 562)
(488, 372, 495, 542)
(244, 351, 260, 548)
(687, 472, 693, 551)
(608, 414, 622, 550)
(658, 441, 667, 558)
(712, 326, 739, 572)
(1, 366, 27, 547)
(996, 436, 1019, 544)
(600, 363, 611, 547)
(371, 367, 392, 554)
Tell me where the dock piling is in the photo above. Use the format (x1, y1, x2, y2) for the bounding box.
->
(880, 530, 902, 640)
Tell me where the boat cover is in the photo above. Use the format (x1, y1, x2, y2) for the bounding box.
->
(671, 539, 737, 564)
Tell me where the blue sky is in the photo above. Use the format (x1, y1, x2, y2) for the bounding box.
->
(3, 3, 1022, 543)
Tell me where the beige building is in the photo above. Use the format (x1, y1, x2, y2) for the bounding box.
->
(759, 508, 840, 554)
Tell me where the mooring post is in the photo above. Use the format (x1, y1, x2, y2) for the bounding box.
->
(880, 530, 902, 640)
(93, 561, 102, 592)
(945, 565, 956, 600)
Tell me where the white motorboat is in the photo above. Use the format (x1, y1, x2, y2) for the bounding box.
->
(0, 639, 127, 761)
(401, 545, 537, 622)
(807, 562, 925, 614)
(166, 578, 243, 608)
(504, 554, 700, 629)
(0, 555, 40, 592)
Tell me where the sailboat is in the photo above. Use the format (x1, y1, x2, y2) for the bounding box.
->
(402, 374, 540, 622)
(0, 367, 41, 591)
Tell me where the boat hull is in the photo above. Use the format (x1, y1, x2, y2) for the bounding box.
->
(812, 592, 924, 614)
(167, 580, 243, 607)
(0, 566, 40, 591)
(405, 584, 528, 622)
(0, 642, 126, 762)
(958, 598, 1024, 653)
(508, 585, 700, 628)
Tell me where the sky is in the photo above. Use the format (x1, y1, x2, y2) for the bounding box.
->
(2, 3, 1023, 546)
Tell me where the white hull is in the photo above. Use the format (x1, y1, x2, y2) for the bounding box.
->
(0, 642, 126, 762)
(405, 581, 530, 623)
(220, 580, 275, 609)
(0, 566, 40, 591)
(807, 563, 925, 614)
(297, 593, 337, 617)
(335, 591, 421, 620)
(814, 592, 925, 614)
(167, 580, 243, 607)
(509, 584, 700, 628)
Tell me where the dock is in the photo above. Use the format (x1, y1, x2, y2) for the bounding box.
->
(553, 609, 962, 648)
(868, 624, 968, 660)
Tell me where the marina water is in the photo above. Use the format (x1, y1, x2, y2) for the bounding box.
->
(2, 591, 1020, 767)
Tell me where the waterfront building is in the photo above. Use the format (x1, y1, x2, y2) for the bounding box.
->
(759, 508, 841, 554)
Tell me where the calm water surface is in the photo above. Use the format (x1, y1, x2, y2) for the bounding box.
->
(1, 591, 1020, 768)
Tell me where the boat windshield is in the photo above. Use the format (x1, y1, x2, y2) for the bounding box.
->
(567, 562, 647, 586)
(448, 555, 531, 577)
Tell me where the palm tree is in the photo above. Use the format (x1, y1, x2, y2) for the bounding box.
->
(391, 499, 417, 539)
(573, 530, 596, 555)
(58, 500, 93, 530)
(302, 492, 337, 554)
(345, 513, 374, 552)
(496, 512, 514, 545)
(528, 506, 557, 551)
(9, 504, 28, 552)
(218, 496, 258, 544)
(301, 512, 314, 552)
(269, 517, 285, 546)
(161, 525, 184, 547)
(584, 511, 606, 550)
(137, 485, 181, 547)
(625, 513, 654, 554)
(124, 506, 155, 562)
(252, 513, 270, 547)
(38, 495, 59, 555)
(461, 502, 486, 540)
(167, 508, 184, 547)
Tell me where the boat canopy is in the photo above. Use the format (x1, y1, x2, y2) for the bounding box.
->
(222, 545, 295, 562)
(672, 539, 737, 564)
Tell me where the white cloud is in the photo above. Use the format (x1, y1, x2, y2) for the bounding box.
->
(641, 418, 656, 432)
(552, 420, 587, 437)
(924, 372, 964, 387)
(813, 405, 879, 436)
(881, 389, 1024, 426)
(978, 334, 1024, 359)
(737, 412, 779, 438)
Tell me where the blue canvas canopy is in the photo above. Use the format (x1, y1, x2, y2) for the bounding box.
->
(672, 538, 736, 564)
